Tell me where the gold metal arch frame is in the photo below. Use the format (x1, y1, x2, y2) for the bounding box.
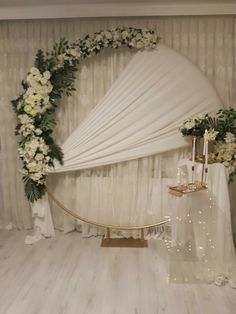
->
(46, 187, 170, 248)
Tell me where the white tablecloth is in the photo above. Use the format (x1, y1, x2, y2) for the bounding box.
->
(168, 159, 236, 285)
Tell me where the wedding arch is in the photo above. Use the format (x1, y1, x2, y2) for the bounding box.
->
(12, 27, 221, 241)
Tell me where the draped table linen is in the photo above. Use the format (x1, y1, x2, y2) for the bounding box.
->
(168, 159, 236, 285)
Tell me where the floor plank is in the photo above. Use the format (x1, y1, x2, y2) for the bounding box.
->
(0, 230, 235, 314)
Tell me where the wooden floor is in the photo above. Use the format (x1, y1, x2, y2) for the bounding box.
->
(0, 230, 235, 314)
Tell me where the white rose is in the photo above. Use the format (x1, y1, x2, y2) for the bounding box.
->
(43, 71, 51, 80)
(31, 93, 43, 102)
(35, 128, 42, 135)
(29, 172, 43, 181)
(26, 87, 35, 96)
(24, 105, 33, 114)
(95, 34, 103, 42)
(85, 40, 92, 48)
(30, 108, 38, 117)
(121, 31, 129, 39)
(135, 41, 143, 49)
(184, 120, 195, 130)
(34, 74, 42, 82)
(30, 67, 40, 75)
(18, 114, 33, 125)
(135, 33, 142, 40)
(144, 32, 152, 40)
(104, 31, 112, 39)
(35, 153, 44, 161)
(40, 77, 48, 85)
(113, 32, 120, 41)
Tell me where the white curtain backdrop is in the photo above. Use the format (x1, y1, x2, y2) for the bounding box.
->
(0, 16, 235, 237)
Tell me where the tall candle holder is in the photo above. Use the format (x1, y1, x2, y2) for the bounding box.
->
(169, 134, 208, 197)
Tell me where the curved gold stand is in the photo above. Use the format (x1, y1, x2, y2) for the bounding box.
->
(46, 187, 169, 248)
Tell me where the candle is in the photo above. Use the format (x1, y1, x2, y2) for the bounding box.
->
(192, 137, 196, 183)
(203, 131, 206, 156)
(192, 137, 196, 164)
(205, 140, 208, 168)
(204, 130, 209, 183)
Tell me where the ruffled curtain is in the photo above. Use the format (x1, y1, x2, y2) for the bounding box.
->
(0, 16, 235, 236)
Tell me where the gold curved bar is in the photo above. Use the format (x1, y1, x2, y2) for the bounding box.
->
(46, 187, 170, 231)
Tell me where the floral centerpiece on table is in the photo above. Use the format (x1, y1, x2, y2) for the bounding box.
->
(180, 108, 236, 183)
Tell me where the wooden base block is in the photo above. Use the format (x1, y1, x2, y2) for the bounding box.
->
(101, 237, 148, 248)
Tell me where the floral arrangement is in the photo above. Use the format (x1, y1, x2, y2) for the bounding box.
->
(12, 27, 160, 202)
(180, 108, 236, 182)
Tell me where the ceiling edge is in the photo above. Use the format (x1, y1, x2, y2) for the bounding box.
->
(0, 3, 235, 20)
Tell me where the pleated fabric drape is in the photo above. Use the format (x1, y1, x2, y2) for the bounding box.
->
(53, 45, 220, 172)
(0, 16, 235, 234)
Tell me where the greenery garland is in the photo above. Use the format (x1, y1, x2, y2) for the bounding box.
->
(12, 27, 160, 202)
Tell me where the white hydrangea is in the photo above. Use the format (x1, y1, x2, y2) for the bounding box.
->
(214, 141, 236, 175)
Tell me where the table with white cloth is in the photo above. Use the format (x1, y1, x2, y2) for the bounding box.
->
(167, 159, 236, 285)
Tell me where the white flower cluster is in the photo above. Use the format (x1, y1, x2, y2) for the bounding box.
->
(180, 115, 204, 131)
(215, 142, 236, 173)
(55, 28, 159, 69)
(18, 136, 53, 183)
(22, 67, 53, 117)
(214, 132, 236, 174)
(17, 114, 42, 137)
(180, 118, 196, 130)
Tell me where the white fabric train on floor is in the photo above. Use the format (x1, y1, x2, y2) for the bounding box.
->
(28, 44, 221, 243)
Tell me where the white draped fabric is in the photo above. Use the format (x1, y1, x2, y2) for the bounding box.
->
(53, 45, 220, 172)
(0, 16, 235, 238)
